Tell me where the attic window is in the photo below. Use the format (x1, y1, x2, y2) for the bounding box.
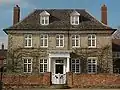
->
(70, 11, 80, 25)
(40, 11, 50, 25)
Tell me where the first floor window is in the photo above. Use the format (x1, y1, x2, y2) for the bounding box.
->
(56, 34, 64, 47)
(39, 59, 48, 72)
(88, 34, 96, 48)
(40, 34, 48, 47)
(87, 57, 97, 74)
(23, 58, 32, 73)
(24, 34, 32, 47)
(72, 35, 80, 47)
(71, 59, 80, 73)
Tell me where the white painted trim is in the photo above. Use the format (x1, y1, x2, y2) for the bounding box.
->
(49, 52, 70, 58)
(66, 57, 70, 72)
(48, 57, 51, 72)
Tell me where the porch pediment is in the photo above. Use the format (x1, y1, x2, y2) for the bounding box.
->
(48, 50, 71, 58)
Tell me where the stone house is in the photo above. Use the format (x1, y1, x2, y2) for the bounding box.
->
(3, 4, 116, 86)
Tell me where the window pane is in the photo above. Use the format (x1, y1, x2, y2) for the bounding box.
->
(56, 39, 59, 46)
(40, 35, 43, 38)
(76, 64, 80, 72)
(75, 20, 78, 24)
(44, 59, 47, 63)
(28, 39, 31, 46)
(44, 39, 47, 46)
(44, 64, 47, 72)
(88, 40, 91, 46)
(40, 64, 43, 72)
(92, 40, 95, 46)
(24, 64, 27, 72)
(25, 39, 27, 46)
(28, 59, 31, 63)
(28, 64, 31, 72)
(44, 35, 47, 38)
(42, 20, 44, 24)
(56, 35, 59, 38)
(60, 35, 63, 38)
(76, 35, 79, 38)
(88, 35, 91, 39)
(60, 40, 63, 46)
(24, 59, 27, 63)
(45, 20, 48, 24)
(40, 59, 43, 63)
(72, 35, 75, 39)
(72, 64, 75, 72)
(72, 59, 75, 63)
(76, 40, 79, 46)
(40, 40, 43, 46)
(76, 59, 80, 63)
(25, 35, 27, 38)
(92, 35, 95, 38)
(72, 40, 75, 46)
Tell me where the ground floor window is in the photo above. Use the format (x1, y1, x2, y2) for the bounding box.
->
(87, 57, 97, 74)
(39, 59, 48, 72)
(23, 57, 32, 73)
(71, 59, 80, 73)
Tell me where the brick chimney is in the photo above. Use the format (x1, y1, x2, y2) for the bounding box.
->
(13, 5, 20, 25)
(101, 4, 107, 25)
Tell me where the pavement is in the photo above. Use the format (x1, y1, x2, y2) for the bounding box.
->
(13, 88, 120, 90)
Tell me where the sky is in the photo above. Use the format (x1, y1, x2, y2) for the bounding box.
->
(0, 0, 120, 49)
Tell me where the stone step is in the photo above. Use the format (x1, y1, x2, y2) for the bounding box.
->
(50, 84, 70, 89)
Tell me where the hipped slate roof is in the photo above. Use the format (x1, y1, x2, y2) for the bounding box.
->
(5, 9, 113, 30)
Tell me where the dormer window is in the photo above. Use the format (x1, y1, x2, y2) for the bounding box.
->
(40, 11, 50, 25)
(70, 11, 80, 25)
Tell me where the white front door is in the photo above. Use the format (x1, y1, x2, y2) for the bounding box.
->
(52, 59, 66, 84)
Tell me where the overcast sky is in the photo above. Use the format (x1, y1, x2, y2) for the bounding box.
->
(0, 0, 120, 49)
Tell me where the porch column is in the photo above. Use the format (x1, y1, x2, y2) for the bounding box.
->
(48, 57, 51, 72)
(66, 57, 70, 72)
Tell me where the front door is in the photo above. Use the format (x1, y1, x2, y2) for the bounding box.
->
(52, 59, 66, 84)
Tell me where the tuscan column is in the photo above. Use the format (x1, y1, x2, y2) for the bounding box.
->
(48, 57, 51, 72)
(66, 57, 70, 72)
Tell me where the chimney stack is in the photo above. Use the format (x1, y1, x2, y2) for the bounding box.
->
(101, 4, 107, 25)
(1, 43, 4, 50)
(13, 5, 20, 25)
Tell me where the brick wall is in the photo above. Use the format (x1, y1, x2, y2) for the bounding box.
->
(2, 72, 51, 88)
(67, 72, 120, 88)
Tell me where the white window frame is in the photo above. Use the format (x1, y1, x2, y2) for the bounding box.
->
(39, 59, 48, 73)
(70, 16, 79, 25)
(40, 34, 48, 47)
(24, 34, 32, 48)
(40, 16, 49, 25)
(56, 34, 64, 47)
(71, 59, 81, 73)
(88, 34, 96, 48)
(72, 35, 80, 48)
(23, 57, 32, 73)
(87, 57, 97, 74)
